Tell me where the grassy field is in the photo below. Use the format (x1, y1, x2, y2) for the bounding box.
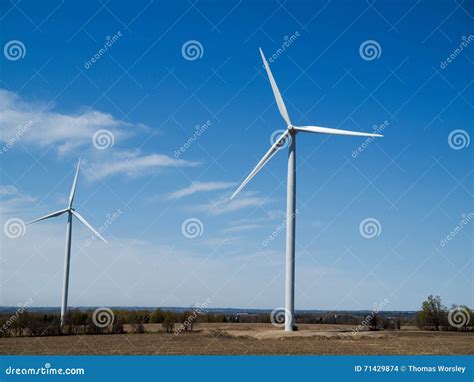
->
(1, 323, 472, 355)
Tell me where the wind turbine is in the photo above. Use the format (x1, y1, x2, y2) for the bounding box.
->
(26, 158, 107, 326)
(231, 49, 383, 331)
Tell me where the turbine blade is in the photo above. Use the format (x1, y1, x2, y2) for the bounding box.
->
(259, 48, 291, 126)
(295, 125, 383, 138)
(231, 130, 289, 200)
(68, 158, 81, 208)
(26, 209, 68, 225)
(71, 210, 107, 244)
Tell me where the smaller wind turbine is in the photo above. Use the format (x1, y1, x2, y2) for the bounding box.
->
(27, 158, 107, 326)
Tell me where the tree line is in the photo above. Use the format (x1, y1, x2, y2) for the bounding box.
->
(0, 295, 471, 337)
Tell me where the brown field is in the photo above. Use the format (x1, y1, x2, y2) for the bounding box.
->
(1, 323, 472, 355)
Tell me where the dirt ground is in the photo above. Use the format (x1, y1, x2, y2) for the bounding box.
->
(1, 323, 472, 355)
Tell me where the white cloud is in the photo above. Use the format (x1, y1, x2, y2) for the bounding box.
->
(222, 224, 262, 233)
(0, 90, 199, 180)
(87, 151, 200, 179)
(0, 185, 35, 215)
(194, 191, 271, 216)
(0, 185, 20, 196)
(167, 181, 236, 200)
(0, 89, 141, 155)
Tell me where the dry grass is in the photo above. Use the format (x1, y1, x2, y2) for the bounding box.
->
(1, 323, 472, 355)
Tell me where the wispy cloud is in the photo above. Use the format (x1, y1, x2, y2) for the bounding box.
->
(194, 191, 271, 216)
(167, 181, 235, 200)
(0, 185, 35, 216)
(0, 89, 142, 155)
(87, 151, 200, 179)
(0, 185, 21, 196)
(0, 90, 201, 181)
(222, 223, 262, 233)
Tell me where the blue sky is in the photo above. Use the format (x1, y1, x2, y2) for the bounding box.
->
(1, 0, 472, 312)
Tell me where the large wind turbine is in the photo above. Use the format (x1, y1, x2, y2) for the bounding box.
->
(27, 158, 107, 326)
(231, 49, 383, 331)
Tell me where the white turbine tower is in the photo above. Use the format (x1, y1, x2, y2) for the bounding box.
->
(26, 158, 107, 326)
(231, 49, 383, 331)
